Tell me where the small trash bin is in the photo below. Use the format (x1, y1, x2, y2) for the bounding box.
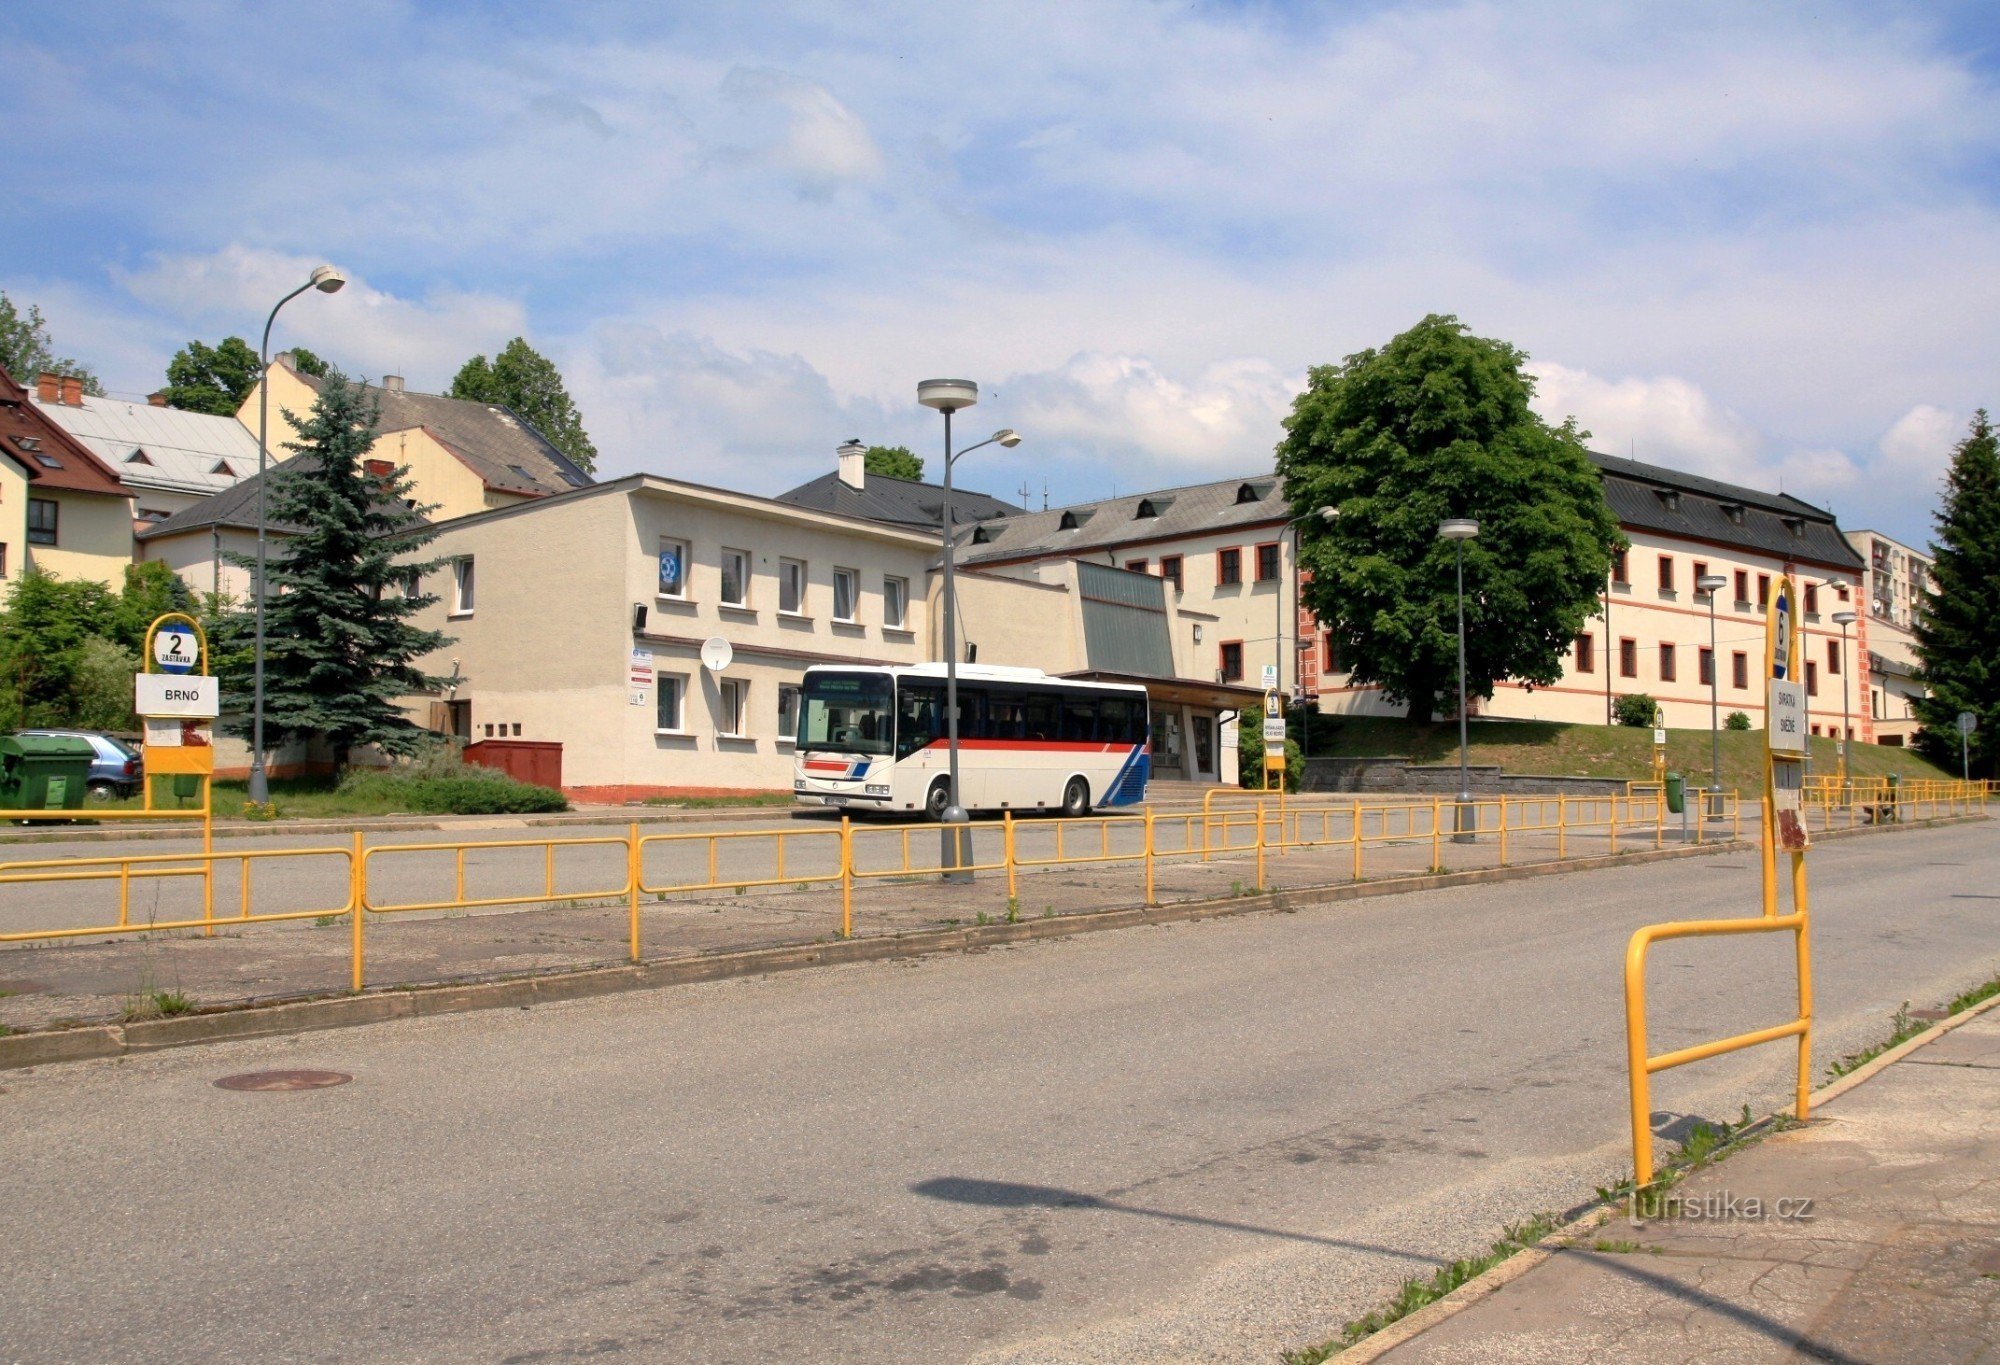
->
(1885, 772, 1900, 823)
(172, 774, 202, 803)
(1664, 772, 1685, 815)
(0, 734, 96, 814)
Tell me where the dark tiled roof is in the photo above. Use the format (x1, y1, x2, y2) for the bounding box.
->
(1587, 450, 1862, 570)
(137, 453, 313, 539)
(775, 470, 1021, 530)
(290, 363, 592, 497)
(957, 474, 1286, 564)
(0, 366, 130, 499)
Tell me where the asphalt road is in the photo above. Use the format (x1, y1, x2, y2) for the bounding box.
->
(4, 821, 1993, 1363)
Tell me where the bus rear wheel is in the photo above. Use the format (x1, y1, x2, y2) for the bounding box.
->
(1061, 777, 1090, 818)
(925, 778, 951, 822)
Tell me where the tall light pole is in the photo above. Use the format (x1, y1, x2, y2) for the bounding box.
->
(1438, 519, 1478, 840)
(917, 378, 1019, 880)
(1283, 506, 1339, 762)
(1697, 573, 1727, 814)
(1832, 610, 1857, 784)
(248, 264, 345, 806)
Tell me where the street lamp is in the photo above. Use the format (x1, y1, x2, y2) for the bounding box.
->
(1281, 506, 1339, 766)
(918, 377, 1020, 882)
(249, 264, 346, 806)
(1438, 519, 1478, 840)
(1832, 610, 1857, 784)
(1697, 573, 1727, 816)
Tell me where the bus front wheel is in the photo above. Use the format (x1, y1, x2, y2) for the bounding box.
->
(925, 778, 952, 822)
(1061, 777, 1090, 818)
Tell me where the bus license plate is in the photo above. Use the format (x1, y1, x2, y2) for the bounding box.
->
(823, 795, 849, 806)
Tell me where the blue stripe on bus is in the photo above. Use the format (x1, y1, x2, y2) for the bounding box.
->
(1102, 746, 1148, 806)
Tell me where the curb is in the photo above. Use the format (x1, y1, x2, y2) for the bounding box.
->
(1330, 939, 2000, 1363)
(0, 812, 1979, 1074)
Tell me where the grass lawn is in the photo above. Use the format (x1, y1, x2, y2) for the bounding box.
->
(1307, 716, 1955, 795)
(113, 776, 490, 820)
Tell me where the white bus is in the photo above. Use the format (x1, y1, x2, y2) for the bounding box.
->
(793, 664, 1151, 818)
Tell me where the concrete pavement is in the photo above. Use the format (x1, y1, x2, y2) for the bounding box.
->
(0, 821, 1995, 1362)
(1374, 1002, 2000, 1364)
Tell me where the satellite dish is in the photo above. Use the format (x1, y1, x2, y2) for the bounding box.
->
(700, 637, 733, 672)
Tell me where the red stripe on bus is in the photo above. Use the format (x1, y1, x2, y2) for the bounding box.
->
(916, 740, 1134, 753)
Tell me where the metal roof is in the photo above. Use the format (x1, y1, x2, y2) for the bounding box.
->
(30, 393, 261, 498)
(957, 474, 1287, 565)
(775, 470, 1022, 530)
(1587, 450, 1862, 570)
(0, 367, 129, 500)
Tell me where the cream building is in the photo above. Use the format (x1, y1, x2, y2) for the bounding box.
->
(1846, 528, 1934, 746)
(0, 366, 134, 592)
(401, 474, 940, 798)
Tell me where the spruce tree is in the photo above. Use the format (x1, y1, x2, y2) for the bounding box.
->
(229, 376, 449, 772)
(1913, 410, 2000, 775)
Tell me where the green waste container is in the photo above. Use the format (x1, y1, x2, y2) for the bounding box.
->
(0, 734, 96, 814)
(1664, 772, 1685, 815)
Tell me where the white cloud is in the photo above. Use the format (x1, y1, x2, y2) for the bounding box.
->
(1528, 362, 1762, 476)
(716, 68, 886, 196)
(1877, 403, 1963, 479)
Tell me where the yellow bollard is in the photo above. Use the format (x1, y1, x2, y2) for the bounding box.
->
(1431, 796, 1442, 870)
(1558, 797, 1568, 860)
(1352, 806, 1364, 881)
(1609, 798, 1619, 856)
(1497, 798, 1509, 867)
(350, 830, 366, 993)
(1143, 808, 1156, 906)
(1003, 811, 1017, 905)
(840, 815, 854, 938)
(1255, 803, 1267, 889)
(627, 822, 642, 963)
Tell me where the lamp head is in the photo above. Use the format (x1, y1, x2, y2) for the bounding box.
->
(1696, 574, 1728, 594)
(992, 428, 1022, 448)
(1437, 518, 1479, 541)
(917, 378, 978, 412)
(1318, 505, 1339, 522)
(310, 264, 346, 294)
(1832, 611, 1857, 625)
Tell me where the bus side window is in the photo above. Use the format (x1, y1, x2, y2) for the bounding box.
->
(988, 693, 1025, 739)
(1061, 699, 1098, 742)
(1025, 694, 1060, 741)
(1100, 697, 1133, 744)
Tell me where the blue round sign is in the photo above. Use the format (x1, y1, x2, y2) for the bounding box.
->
(153, 627, 198, 675)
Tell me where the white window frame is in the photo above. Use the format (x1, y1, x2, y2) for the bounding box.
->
(717, 678, 749, 738)
(883, 575, 909, 630)
(720, 547, 750, 608)
(450, 557, 476, 616)
(832, 566, 859, 623)
(655, 673, 688, 734)
(779, 558, 808, 615)
(658, 537, 691, 600)
(777, 683, 801, 743)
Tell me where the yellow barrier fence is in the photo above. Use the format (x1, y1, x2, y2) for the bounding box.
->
(0, 844, 355, 943)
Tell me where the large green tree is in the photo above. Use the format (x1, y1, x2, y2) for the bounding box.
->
(450, 337, 597, 473)
(1912, 410, 2000, 776)
(0, 292, 104, 394)
(162, 335, 263, 415)
(864, 445, 924, 480)
(225, 376, 449, 771)
(1277, 314, 1624, 723)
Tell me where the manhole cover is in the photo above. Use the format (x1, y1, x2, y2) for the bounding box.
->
(213, 1070, 352, 1092)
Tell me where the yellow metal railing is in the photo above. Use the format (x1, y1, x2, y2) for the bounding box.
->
(0, 844, 355, 942)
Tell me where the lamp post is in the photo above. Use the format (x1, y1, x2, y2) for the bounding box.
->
(1283, 506, 1339, 764)
(1832, 610, 1857, 784)
(248, 264, 345, 807)
(1438, 519, 1478, 840)
(917, 378, 1020, 881)
(1697, 574, 1727, 815)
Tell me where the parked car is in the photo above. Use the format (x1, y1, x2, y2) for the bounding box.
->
(14, 730, 143, 800)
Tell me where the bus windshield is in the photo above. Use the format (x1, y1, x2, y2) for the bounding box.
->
(798, 671, 895, 754)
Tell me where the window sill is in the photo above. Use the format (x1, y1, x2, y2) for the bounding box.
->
(716, 733, 755, 744)
(1610, 582, 1632, 594)
(831, 619, 864, 632)
(655, 594, 695, 607)
(1735, 601, 1754, 613)
(775, 737, 796, 748)
(883, 626, 915, 638)
(777, 610, 813, 622)
(719, 603, 756, 617)
(448, 610, 474, 620)
(654, 728, 694, 738)
(1657, 589, 1678, 601)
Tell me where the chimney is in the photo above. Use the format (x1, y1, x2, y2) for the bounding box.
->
(837, 438, 866, 491)
(382, 375, 405, 393)
(59, 375, 83, 406)
(35, 372, 60, 403)
(147, 390, 169, 407)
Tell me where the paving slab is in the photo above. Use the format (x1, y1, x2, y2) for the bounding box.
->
(1377, 1007, 2000, 1364)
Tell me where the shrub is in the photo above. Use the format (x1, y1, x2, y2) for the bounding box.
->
(1613, 694, 1659, 727)
(336, 749, 568, 814)
(1725, 711, 1752, 731)
(1236, 704, 1306, 791)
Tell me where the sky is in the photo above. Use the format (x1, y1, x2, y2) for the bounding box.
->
(3, 1, 1997, 546)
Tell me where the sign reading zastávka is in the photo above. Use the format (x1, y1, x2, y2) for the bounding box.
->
(1766, 575, 1810, 851)
(152, 625, 199, 675)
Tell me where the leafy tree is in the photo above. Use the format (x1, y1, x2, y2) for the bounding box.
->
(450, 337, 597, 473)
(109, 562, 197, 653)
(288, 346, 333, 378)
(0, 569, 118, 728)
(70, 637, 142, 733)
(0, 292, 104, 394)
(1913, 410, 2000, 775)
(222, 376, 450, 772)
(864, 445, 924, 480)
(162, 335, 263, 415)
(1278, 314, 1625, 723)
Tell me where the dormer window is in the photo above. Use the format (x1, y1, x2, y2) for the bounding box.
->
(1234, 482, 1267, 504)
(1653, 488, 1680, 513)
(1782, 516, 1805, 537)
(16, 436, 42, 452)
(211, 460, 236, 477)
(1721, 503, 1746, 526)
(1059, 510, 1083, 530)
(971, 525, 995, 544)
(126, 448, 154, 465)
(1135, 500, 1158, 519)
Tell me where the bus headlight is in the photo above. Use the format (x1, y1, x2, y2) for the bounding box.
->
(865, 784, 890, 796)
(793, 779, 806, 791)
